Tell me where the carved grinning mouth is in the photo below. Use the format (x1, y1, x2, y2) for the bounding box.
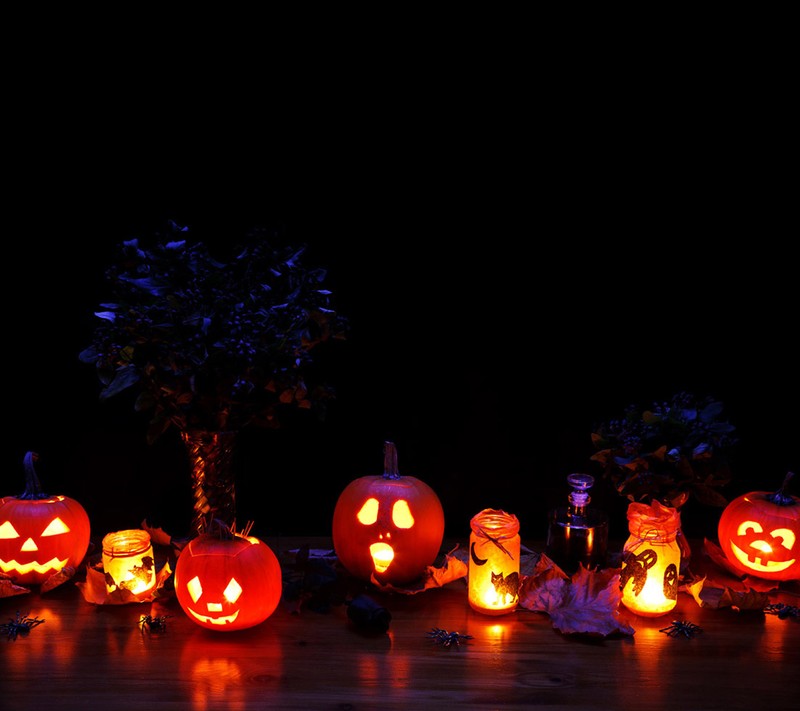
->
(0, 557, 67, 575)
(730, 542, 795, 573)
(186, 608, 240, 626)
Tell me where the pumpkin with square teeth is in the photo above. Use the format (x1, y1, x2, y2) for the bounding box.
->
(174, 520, 282, 631)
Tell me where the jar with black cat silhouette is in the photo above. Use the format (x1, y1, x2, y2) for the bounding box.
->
(468, 508, 520, 615)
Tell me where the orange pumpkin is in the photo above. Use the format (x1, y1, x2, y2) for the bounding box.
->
(332, 442, 445, 586)
(0, 452, 91, 586)
(717, 472, 800, 582)
(174, 522, 282, 631)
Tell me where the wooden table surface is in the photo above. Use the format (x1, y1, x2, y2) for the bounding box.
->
(1, 536, 797, 711)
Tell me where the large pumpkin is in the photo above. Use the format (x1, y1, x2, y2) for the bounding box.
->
(174, 522, 283, 631)
(0, 452, 91, 586)
(332, 442, 445, 586)
(717, 472, 800, 582)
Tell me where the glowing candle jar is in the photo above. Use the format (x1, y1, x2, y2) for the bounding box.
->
(619, 501, 682, 617)
(468, 509, 521, 616)
(102, 529, 157, 598)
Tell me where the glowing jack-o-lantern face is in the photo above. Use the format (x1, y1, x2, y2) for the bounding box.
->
(332, 443, 445, 586)
(0, 453, 91, 586)
(174, 530, 282, 632)
(718, 479, 800, 582)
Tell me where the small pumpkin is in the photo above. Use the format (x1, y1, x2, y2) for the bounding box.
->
(717, 472, 800, 582)
(0, 452, 91, 585)
(332, 441, 445, 586)
(174, 521, 282, 631)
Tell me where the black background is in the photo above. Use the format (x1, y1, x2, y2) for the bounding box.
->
(4, 32, 796, 547)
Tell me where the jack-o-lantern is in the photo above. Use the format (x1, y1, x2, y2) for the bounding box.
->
(0, 452, 91, 586)
(174, 521, 282, 631)
(332, 441, 445, 586)
(717, 472, 800, 582)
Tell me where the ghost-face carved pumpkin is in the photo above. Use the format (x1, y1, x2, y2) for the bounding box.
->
(332, 442, 445, 586)
(174, 521, 282, 632)
(0, 452, 91, 586)
(718, 472, 800, 582)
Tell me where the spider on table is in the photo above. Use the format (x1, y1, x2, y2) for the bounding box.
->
(139, 614, 172, 635)
(1, 611, 45, 641)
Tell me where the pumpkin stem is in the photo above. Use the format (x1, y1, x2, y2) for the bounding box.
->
(767, 471, 796, 506)
(383, 441, 401, 480)
(20, 451, 50, 500)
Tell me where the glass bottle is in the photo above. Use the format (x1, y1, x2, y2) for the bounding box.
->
(545, 473, 609, 574)
(468, 509, 521, 615)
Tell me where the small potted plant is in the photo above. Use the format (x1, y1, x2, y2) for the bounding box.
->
(590, 391, 737, 510)
(590, 391, 738, 574)
(79, 220, 348, 535)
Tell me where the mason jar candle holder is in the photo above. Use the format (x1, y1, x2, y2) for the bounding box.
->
(101, 529, 157, 599)
(619, 501, 681, 617)
(468, 508, 521, 615)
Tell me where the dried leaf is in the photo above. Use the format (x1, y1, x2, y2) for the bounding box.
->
(719, 587, 771, 611)
(141, 519, 173, 547)
(372, 546, 468, 595)
(700, 539, 780, 593)
(519, 557, 634, 637)
(680, 542, 779, 609)
(76, 561, 172, 605)
(75, 565, 110, 604)
(682, 575, 710, 607)
(0, 574, 30, 598)
(702, 538, 744, 579)
(41, 565, 76, 593)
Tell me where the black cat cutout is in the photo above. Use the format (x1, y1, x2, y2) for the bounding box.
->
(490, 570, 519, 604)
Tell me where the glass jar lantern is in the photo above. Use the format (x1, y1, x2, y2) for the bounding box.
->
(619, 501, 682, 617)
(102, 529, 157, 599)
(468, 508, 521, 616)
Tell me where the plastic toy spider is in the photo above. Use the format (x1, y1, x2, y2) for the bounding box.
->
(139, 614, 172, 635)
(427, 627, 473, 648)
(764, 603, 799, 619)
(1, 611, 45, 641)
(659, 620, 702, 638)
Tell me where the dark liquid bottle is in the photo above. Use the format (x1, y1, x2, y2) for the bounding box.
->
(545, 473, 609, 574)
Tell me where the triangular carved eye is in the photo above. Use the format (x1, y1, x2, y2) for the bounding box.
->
(0, 521, 20, 539)
(42, 517, 70, 536)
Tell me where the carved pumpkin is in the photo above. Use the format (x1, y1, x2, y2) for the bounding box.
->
(332, 441, 445, 586)
(717, 472, 800, 582)
(0, 452, 91, 586)
(174, 522, 282, 631)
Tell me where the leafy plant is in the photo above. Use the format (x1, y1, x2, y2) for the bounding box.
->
(79, 220, 348, 443)
(590, 391, 737, 509)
